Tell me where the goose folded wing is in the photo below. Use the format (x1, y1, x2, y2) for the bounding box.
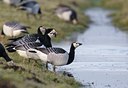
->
(15, 25, 30, 30)
(36, 47, 66, 54)
(7, 34, 40, 46)
(19, 1, 37, 7)
(35, 48, 50, 54)
(5, 21, 19, 27)
(22, 34, 39, 43)
(51, 48, 66, 54)
(55, 7, 71, 14)
(15, 42, 42, 51)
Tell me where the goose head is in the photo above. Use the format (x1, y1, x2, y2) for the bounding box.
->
(37, 26, 57, 38)
(72, 42, 82, 48)
(46, 28, 57, 38)
(37, 26, 46, 35)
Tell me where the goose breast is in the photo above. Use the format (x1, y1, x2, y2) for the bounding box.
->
(47, 52, 69, 66)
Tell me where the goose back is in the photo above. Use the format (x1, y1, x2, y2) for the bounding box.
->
(7, 34, 40, 47)
(55, 5, 77, 24)
(6, 26, 57, 49)
(2, 21, 29, 37)
(18, 0, 42, 15)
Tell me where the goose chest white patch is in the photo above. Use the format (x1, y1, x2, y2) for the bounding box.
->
(3, 25, 13, 36)
(27, 49, 48, 62)
(16, 50, 28, 58)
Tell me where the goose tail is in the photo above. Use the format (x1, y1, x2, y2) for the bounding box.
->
(6, 46, 16, 52)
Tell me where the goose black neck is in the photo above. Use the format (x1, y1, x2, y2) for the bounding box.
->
(38, 8, 42, 14)
(39, 35, 52, 48)
(67, 44, 75, 65)
(37, 28, 52, 48)
(38, 29, 42, 35)
(2, 52, 12, 62)
(0, 44, 12, 62)
(1, 29, 5, 35)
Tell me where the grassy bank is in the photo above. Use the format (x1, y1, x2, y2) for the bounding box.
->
(0, 0, 92, 88)
(99, 0, 128, 31)
(0, 58, 82, 88)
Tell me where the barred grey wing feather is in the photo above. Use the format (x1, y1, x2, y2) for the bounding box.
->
(15, 42, 42, 51)
(11, 34, 40, 46)
(36, 48, 49, 54)
(52, 48, 66, 54)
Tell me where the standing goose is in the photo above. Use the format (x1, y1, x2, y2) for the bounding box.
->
(18, 0, 42, 19)
(0, 43, 14, 65)
(55, 4, 78, 24)
(1, 21, 30, 37)
(27, 42, 82, 72)
(6, 26, 57, 49)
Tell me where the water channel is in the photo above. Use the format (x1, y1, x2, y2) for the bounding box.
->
(55, 8, 128, 88)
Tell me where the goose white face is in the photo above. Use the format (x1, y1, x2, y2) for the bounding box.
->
(48, 29, 57, 38)
(73, 42, 82, 48)
(39, 26, 46, 35)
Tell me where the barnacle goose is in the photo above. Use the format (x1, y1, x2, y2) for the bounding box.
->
(55, 4, 78, 24)
(1, 21, 30, 37)
(27, 42, 82, 72)
(18, 0, 42, 19)
(0, 43, 14, 65)
(6, 26, 57, 49)
(3, 0, 23, 6)
(6, 26, 57, 59)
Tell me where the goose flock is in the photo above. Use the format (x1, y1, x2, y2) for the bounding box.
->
(0, 0, 82, 72)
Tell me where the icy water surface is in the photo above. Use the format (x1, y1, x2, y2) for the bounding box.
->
(55, 8, 128, 88)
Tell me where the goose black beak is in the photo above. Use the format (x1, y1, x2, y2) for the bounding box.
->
(53, 32, 57, 37)
(79, 43, 82, 46)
